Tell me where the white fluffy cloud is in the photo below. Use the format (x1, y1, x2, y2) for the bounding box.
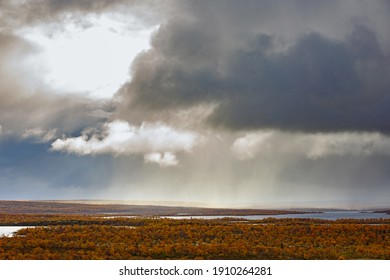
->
(51, 120, 203, 166)
(144, 152, 178, 167)
(232, 131, 390, 160)
(230, 131, 273, 160)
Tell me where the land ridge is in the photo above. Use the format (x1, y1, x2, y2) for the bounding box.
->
(0, 200, 310, 216)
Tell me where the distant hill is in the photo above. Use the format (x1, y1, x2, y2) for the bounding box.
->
(0, 200, 311, 216)
(374, 209, 390, 215)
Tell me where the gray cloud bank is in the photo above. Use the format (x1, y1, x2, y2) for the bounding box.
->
(118, 0, 390, 133)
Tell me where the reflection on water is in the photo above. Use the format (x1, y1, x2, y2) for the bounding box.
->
(162, 211, 390, 220)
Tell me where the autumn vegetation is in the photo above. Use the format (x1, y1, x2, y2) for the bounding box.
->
(1, 214, 389, 260)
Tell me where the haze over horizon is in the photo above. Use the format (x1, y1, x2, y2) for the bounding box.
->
(0, 0, 390, 208)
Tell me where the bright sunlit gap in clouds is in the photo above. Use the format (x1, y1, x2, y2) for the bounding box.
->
(17, 14, 154, 99)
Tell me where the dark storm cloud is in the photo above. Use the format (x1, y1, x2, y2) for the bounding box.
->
(118, 0, 390, 133)
(121, 19, 223, 109)
(210, 26, 390, 132)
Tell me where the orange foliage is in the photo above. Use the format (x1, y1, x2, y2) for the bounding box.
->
(0, 215, 389, 260)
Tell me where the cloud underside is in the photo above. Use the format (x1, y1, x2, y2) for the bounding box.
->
(231, 131, 390, 160)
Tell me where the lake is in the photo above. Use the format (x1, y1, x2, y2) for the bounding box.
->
(162, 211, 390, 220)
(0, 226, 34, 237)
(1, 211, 389, 235)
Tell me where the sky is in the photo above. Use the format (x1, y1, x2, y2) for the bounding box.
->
(0, 0, 390, 208)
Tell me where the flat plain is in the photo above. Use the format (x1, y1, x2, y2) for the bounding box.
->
(0, 201, 389, 260)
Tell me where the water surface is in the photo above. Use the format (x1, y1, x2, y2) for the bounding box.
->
(0, 226, 32, 237)
(162, 211, 390, 220)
